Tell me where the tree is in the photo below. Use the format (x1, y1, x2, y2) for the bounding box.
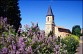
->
(72, 25, 81, 36)
(61, 35, 80, 54)
(0, 0, 21, 32)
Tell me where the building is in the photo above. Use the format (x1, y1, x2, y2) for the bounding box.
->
(45, 6, 71, 37)
(81, 28, 83, 35)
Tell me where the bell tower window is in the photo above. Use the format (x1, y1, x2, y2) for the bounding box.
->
(48, 17, 49, 21)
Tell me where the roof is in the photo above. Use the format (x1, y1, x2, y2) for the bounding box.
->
(47, 6, 54, 16)
(58, 28, 71, 33)
(56, 26, 71, 33)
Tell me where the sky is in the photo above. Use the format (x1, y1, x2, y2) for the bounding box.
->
(19, 0, 82, 31)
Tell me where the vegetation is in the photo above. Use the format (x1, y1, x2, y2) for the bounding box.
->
(0, 22, 69, 54)
(72, 25, 81, 36)
(0, 17, 80, 54)
(61, 34, 80, 54)
(0, 0, 21, 32)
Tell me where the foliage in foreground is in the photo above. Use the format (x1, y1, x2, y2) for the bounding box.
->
(61, 34, 80, 54)
(0, 18, 80, 54)
(0, 23, 68, 54)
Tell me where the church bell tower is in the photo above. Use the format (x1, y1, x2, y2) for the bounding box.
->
(45, 6, 55, 36)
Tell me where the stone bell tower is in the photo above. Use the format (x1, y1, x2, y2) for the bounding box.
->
(45, 6, 55, 36)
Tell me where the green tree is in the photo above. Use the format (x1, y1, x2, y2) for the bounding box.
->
(61, 35, 80, 54)
(0, 0, 21, 32)
(72, 25, 81, 36)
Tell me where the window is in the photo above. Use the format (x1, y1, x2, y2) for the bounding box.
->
(48, 17, 49, 21)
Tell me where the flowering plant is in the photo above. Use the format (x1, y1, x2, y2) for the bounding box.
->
(0, 21, 68, 54)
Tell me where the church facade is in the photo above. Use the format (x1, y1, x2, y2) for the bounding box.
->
(45, 6, 71, 38)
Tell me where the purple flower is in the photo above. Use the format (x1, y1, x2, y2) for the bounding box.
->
(32, 38, 36, 44)
(27, 46, 32, 53)
(12, 40, 15, 45)
(18, 41, 25, 48)
(34, 36, 38, 41)
(47, 38, 50, 43)
(10, 50, 15, 54)
(49, 36, 52, 41)
(7, 36, 11, 42)
(55, 45, 60, 51)
(16, 51, 20, 54)
(21, 42, 25, 47)
(19, 47, 24, 52)
(2, 47, 8, 53)
(54, 48, 60, 54)
(4, 17, 7, 22)
(12, 45, 16, 51)
(17, 37, 25, 52)
(52, 35, 56, 41)
(27, 30, 31, 36)
(23, 51, 28, 54)
(19, 37, 24, 43)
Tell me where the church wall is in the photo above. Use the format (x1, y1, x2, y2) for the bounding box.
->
(54, 26, 59, 37)
(45, 24, 53, 36)
(54, 26, 70, 38)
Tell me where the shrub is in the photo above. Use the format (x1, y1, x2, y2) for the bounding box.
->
(0, 23, 69, 54)
(61, 34, 80, 54)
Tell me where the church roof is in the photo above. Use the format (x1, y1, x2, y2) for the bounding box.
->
(56, 26, 71, 33)
(58, 28, 71, 33)
(47, 6, 53, 16)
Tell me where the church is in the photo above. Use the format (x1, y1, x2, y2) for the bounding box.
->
(45, 6, 71, 38)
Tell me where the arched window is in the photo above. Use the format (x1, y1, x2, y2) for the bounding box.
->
(48, 17, 49, 21)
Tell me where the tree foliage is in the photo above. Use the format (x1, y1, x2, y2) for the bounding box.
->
(72, 25, 81, 36)
(61, 34, 80, 54)
(0, 0, 21, 32)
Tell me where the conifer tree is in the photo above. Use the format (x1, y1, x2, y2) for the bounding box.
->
(0, 0, 21, 32)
